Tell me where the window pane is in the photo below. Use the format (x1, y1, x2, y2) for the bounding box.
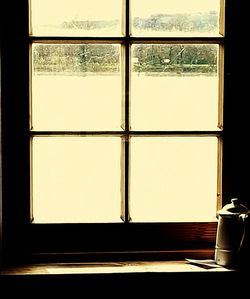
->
(31, 44, 121, 131)
(32, 137, 122, 223)
(30, 0, 123, 36)
(131, 0, 222, 37)
(131, 44, 219, 131)
(130, 137, 218, 222)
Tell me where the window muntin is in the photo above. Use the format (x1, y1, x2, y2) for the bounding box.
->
(29, 1, 224, 225)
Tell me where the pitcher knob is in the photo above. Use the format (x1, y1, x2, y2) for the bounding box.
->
(231, 198, 239, 205)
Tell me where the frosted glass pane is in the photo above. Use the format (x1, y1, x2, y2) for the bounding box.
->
(132, 0, 222, 37)
(131, 44, 219, 131)
(130, 137, 218, 222)
(32, 137, 122, 223)
(31, 44, 121, 131)
(30, 0, 123, 36)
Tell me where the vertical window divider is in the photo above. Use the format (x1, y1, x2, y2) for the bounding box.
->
(124, 0, 131, 222)
(30, 137, 34, 223)
(217, 136, 223, 211)
(218, 43, 225, 130)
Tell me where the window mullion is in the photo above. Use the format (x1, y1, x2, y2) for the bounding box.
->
(124, 0, 131, 222)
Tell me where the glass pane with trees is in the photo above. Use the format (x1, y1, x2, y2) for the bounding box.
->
(132, 0, 221, 36)
(131, 44, 220, 131)
(31, 43, 122, 131)
(30, 0, 123, 37)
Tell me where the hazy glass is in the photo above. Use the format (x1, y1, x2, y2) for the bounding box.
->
(131, 44, 219, 131)
(31, 44, 121, 131)
(130, 137, 218, 222)
(30, 0, 123, 36)
(32, 137, 122, 223)
(131, 0, 221, 36)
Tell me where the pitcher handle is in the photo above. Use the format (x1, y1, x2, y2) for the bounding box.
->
(239, 213, 248, 252)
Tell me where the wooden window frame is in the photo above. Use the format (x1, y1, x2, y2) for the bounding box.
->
(2, 0, 249, 264)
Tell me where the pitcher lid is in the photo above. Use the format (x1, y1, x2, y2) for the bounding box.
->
(217, 198, 249, 217)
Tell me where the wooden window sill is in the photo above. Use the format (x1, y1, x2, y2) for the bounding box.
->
(2, 260, 248, 296)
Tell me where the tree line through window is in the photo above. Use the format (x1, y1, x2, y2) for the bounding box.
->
(33, 44, 217, 74)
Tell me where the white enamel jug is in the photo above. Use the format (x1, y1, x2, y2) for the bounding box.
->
(215, 198, 249, 267)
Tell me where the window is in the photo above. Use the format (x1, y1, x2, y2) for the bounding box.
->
(3, 0, 247, 262)
(30, 0, 223, 225)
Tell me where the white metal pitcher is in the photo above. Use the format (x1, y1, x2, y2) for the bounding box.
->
(215, 198, 249, 267)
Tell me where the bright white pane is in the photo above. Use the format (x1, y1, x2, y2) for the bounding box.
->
(32, 44, 121, 131)
(130, 137, 218, 222)
(30, 0, 123, 36)
(132, 0, 221, 37)
(32, 137, 122, 223)
(131, 44, 219, 131)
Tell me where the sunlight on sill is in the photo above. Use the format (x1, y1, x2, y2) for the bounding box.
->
(1, 260, 233, 276)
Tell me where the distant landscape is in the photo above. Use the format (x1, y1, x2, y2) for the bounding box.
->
(34, 12, 218, 75)
(61, 11, 218, 34)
